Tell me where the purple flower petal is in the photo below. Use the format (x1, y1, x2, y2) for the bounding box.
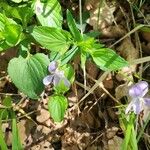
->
(53, 74, 70, 87)
(132, 99, 143, 114)
(129, 81, 148, 98)
(144, 98, 150, 106)
(62, 78, 70, 87)
(43, 75, 54, 86)
(53, 74, 61, 86)
(48, 61, 58, 73)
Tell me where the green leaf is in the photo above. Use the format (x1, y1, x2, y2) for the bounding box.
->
(91, 48, 128, 71)
(61, 64, 74, 83)
(4, 24, 22, 46)
(8, 7, 33, 28)
(49, 46, 79, 64)
(54, 64, 74, 94)
(121, 113, 136, 150)
(3, 96, 12, 107)
(33, 0, 62, 28)
(0, 41, 11, 52)
(66, 10, 82, 41)
(8, 53, 49, 99)
(11, 0, 22, 3)
(48, 95, 68, 122)
(0, 96, 12, 120)
(130, 126, 138, 150)
(0, 13, 17, 28)
(31, 26, 72, 53)
(54, 80, 70, 94)
(139, 25, 150, 32)
(0, 119, 8, 150)
(0, 2, 33, 28)
(49, 51, 61, 61)
(0, 13, 23, 51)
(0, 109, 8, 120)
(11, 110, 23, 150)
(61, 46, 79, 66)
(78, 37, 96, 53)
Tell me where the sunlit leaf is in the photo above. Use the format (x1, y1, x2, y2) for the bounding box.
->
(11, 0, 22, 3)
(31, 26, 72, 53)
(91, 48, 128, 71)
(61, 46, 79, 66)
(48, 95, 68, 122)
(33, 0, 62, 28)
(4, 24, 22, 46)
(8, 53, 49, 99)
(11, 111, 23, 150)
(0, 120, 8, 150)
(67, 10, 82, 41)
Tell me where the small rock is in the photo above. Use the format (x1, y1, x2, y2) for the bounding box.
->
(41, 141, 54, 150)
(108, 136, 123, 150)
(106, 127, 119, 139)
(36, 109, 50, 123)
(31, 145, 41, 150)
(2, 123, 9, 132)
(5, 131, 12, 146)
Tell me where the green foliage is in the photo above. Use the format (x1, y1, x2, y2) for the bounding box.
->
(33, 0, 62, 28)
(0, 96, 23, 149)
(11, 0, 22, 3)
(0, 13, 23, 51)
(11, 110, 23, 150)
(48, 95, 68, 122)
(0, 97, 12, 150)
(139, 25, 150, 32)
(31, 26, 73, 53)
(91, 48, 128, 71)
(118, 108, 139, 150)
(61, 64, 74, 83)
(0, 96, 12, 119)
(67, 10, 82, 42)
(1, 3, 34, 28)
(54, 64, 74, 94)
(8, 53, 49, 99)
(4, 24, 22, 46)
(0, 0, 128, 124)
(0, 120, 8, 150)
(61, 46, 79, 66)
(0, 97, 14, 150)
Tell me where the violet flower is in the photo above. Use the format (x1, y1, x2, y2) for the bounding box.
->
(125, 81, 150, 115)
(43, 61, 70, 87)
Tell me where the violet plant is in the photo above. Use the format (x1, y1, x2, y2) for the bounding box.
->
(42, 61, 72, 122)
(126, 81, 150, 115)
(121, 81, 150, 150)
(43, 61, 70, 87)
(0, 0, 128, 123)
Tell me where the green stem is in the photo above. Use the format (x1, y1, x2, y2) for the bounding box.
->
(79, 0, 83, 35)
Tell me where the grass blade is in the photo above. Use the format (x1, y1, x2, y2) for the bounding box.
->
(0, 119, 8, 150)
(11, 110, 23, 150)
(121, 113, 135, 150)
